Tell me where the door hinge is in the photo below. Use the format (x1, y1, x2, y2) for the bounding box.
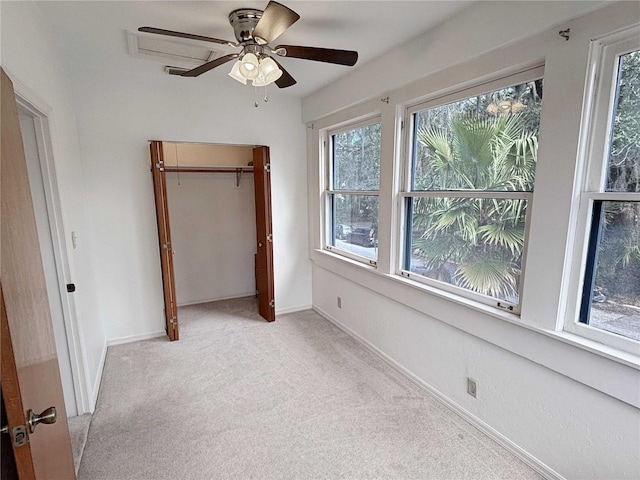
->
(156, 161, 165, 172)
(169, 316, 176, 325)
(264, 163, 271, 173)
(266, 234, 273, 243)
(1, 425, 28, 447)
(162, 241, 171, 250)
(269, 299, 275, 308)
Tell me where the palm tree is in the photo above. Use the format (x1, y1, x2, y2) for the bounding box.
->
(411, 113, 538, 301)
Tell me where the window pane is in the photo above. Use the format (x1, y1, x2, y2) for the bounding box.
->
(406, 196, 528, 303)
(606, 50, 640, 193)
(330, 194, 378, 261)
(581, 201, 640, 340)
(332, 123, 380, 190)
(412, 80, 542, 191)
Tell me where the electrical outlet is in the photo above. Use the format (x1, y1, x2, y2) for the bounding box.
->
(337, 296, 342, 308)
(467, 378, 477, 398)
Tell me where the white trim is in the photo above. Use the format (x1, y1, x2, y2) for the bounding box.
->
(325, 244, 378, 267)
(91, 340, 108, 412)
(313, 304, 565, 480)
(179, 294, 312, 316)
(276, 304, 313, 316)
(106, 331, 166, 347)
(399, 191, 532, 200)
(405, 65, 545, 115)
(322, 116, 382, 267)
(562, 25, 640, 354)
(11, 77, 94, 415)
(176, 293, 257, 307)
(312, 251, 640, 407)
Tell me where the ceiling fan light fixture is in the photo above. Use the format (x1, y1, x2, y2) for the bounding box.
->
(259, 56, 282, 83)
(228, 60, 247, 84)
(239, 52, 260, 79)
(141, 1, 359, 96)
(252, 74, 268, 87)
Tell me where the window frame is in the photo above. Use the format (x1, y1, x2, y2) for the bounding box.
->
(397, 66, 545, 314)
(322, 116, 382, 266)
(564, 27, 640, 354)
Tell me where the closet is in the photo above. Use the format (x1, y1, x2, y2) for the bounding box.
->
(149, 141, 275, 341)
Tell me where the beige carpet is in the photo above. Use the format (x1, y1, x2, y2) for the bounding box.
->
(68, 413, 91, 474)
(78, 297, 543, 480)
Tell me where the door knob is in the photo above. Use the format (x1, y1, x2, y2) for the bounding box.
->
(27, 406, 57, 433)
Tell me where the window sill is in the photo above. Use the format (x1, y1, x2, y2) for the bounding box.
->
(312, 248, 640, 407)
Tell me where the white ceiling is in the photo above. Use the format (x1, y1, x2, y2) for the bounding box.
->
(36, 1, 475, 98)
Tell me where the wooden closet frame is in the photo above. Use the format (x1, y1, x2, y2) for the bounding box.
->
(149, 141, 275, 341)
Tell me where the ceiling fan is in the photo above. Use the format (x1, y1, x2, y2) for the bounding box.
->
(138, 1, 359, 89)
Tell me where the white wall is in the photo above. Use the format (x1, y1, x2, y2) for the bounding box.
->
(56, 26, 311, 341)
(72, 75, 309, 342)
(166, 171, 257, 306)
(302, 1, 605, 123)
(305, 2, 640, 479)
(314, 267, 640, 479)
(1, 1, 106, 413)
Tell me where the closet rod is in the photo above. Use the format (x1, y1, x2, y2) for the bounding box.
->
(164, 167, 253, 173)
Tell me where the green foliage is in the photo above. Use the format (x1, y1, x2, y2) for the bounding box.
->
(332, 123, 381, 228)
(608, 50, 640, 193)
(412, 110, 538, 301)
(594, 202, 640, 302)
(593, 50, 640, 304)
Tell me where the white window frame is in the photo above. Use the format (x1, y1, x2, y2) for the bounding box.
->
(322, 116, 382, 266)
(564, 26, 640, 355)
(397, 67, 545, 314)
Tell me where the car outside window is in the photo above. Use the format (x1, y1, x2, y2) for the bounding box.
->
(325, 119, 381, 265)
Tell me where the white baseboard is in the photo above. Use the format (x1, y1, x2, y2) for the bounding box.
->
(106, 331, 166, 347)
(177, 293, 256, 307)
(276, 304, 313, 315)
(313, 304, 564, 480)
(90, 340, 108, 412)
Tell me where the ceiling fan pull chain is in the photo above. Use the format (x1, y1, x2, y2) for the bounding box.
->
(254, 85, 259, 108)
(264, 85, 269, 103)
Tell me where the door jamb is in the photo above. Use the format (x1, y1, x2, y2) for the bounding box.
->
(12, 78, 92, 415)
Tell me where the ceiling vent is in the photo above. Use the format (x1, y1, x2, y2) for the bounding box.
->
(127, 31, 224, 68)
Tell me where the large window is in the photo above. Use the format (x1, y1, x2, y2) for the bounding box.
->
(400, 72, 543, 311)
(576, 32, 640, 345)
(325, 119, 381, 264)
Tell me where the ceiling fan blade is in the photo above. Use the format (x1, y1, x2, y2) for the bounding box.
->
(181, 54, 239, 77)
(138, 27, 236, 47)
(275, 45, 358, 66)
(252, 1, 300, 45)
(271, 58, 297, 88)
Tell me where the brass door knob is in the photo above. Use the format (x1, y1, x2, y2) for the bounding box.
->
(27, 407, 57, 433)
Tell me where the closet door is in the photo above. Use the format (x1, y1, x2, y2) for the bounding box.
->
(253, 146, 275, 322)
(150, 141, 179, 340)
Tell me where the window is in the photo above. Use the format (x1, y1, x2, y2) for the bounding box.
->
(400, 71, 543, 311)
(576, 32, 640, 345)
(325, 119, 381, 265)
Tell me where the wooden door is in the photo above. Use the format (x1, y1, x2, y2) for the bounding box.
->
(1, 69, 75, 479)
(149, 141, 179, 341)
(253, 146, 275, 322)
